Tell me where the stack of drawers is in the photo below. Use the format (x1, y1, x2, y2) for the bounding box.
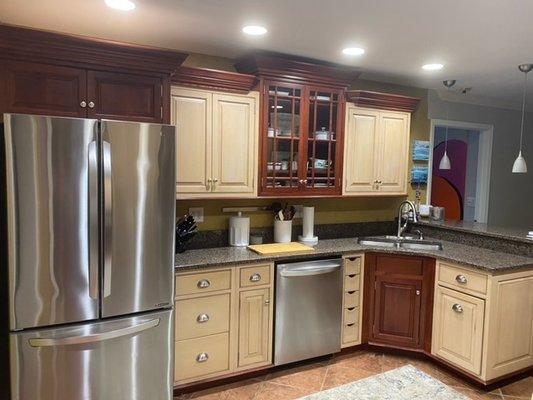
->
(342, 255, 363, 347)
(174, 268, 233, 383)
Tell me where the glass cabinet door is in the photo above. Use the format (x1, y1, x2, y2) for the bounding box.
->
(306, 89, 339, 190)
(265, 84, 303, 190)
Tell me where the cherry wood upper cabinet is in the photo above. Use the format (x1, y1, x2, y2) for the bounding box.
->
(0, 24, 187, 123)
(363, 253, 435, 351)
(87, 71, 163, 122)
(236, 54, 359, 197)
(0, 60, 87, 118)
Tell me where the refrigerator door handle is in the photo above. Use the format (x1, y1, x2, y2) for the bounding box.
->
(88, 140, 99, 299)
(28, 318, 160, 347)
(103, 140, 113, 298)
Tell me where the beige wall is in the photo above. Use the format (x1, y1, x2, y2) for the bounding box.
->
(177, 56, 430, 231)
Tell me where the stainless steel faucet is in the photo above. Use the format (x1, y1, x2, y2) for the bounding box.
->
(397, 200, 418, 238)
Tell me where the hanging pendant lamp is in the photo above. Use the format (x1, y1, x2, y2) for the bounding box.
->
(439, 80, 456, 170)
(512, 64, 532, 173)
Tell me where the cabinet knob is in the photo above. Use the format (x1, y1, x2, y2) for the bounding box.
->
(264, 299, 270, 306)
(196, 353, 209, 363)
(455, 275, 468, 284)
(206, 179, 212, 191)
(197, 279, 211, 289)
(416, 290, 421, 296)
(88, 101, 95, 109)
(250, 273, 262, 282)
(80, 101, 87, 108)
(196, 313, 210, 323)
(452, 303, 463, 313)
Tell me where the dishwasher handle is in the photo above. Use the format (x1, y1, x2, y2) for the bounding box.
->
(279, 263, 341, 277)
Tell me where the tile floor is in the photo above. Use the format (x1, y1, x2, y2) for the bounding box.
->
(174, 350, 533, 400)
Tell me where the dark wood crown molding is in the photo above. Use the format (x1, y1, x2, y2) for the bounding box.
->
(171, 66, 257, 93)
(346, 90, 420, 113)
(235, 53, 360, 89)
(0, 23, 187, 76)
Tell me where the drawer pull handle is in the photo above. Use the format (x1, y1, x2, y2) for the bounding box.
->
(346, 323, 355, 327)
(196, 313, 210, 323)
(197, 279, 211, 289)
(347, 291, 356, 294)
(250, 273, 262, 282)
(452, 303, 463, 313)
(455, 275, 468, 284)
(196, 353, 209, 363)
(347, 307, 356, 311)
(348, 274, 356, 278)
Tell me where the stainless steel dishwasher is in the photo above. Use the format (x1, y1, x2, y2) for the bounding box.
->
(274, 258, 343, 366)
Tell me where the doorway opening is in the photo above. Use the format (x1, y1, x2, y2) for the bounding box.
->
(428, 120, 493, 223)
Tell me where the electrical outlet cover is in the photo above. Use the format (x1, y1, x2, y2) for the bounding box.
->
(188, 207, 204, 223)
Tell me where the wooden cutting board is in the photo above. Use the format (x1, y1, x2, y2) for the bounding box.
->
(247, 242, 315, 255)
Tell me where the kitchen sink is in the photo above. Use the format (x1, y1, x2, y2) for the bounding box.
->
(358, 236, 443, 251)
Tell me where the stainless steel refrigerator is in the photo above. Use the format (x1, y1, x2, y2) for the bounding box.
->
(3, 113, 176, 400)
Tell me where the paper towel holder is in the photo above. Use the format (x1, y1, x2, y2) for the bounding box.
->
(298, 206, 318, 246)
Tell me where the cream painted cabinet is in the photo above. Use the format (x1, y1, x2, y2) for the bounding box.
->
(238, 288, 271, 367)
(343, 105, 410, 195)
(171, 87, 259, 198)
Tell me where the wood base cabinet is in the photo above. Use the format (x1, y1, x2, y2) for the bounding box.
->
(432, 261, 533, 382)
(171, 87, 259, 199)
(174, 263, 274, 386)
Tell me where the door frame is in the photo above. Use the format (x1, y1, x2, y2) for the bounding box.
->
(428, 119, 493, 223)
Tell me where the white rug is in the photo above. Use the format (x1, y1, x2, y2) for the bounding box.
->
(297, 364, 469, 400)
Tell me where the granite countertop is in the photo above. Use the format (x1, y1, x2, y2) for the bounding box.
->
(175, 237, 533, 274)
(414, 220, 533, 244)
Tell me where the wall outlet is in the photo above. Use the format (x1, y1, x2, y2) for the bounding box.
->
(293, 205, 303, 219)
(188, 207, 204, 223)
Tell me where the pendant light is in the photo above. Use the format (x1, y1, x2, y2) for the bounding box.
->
(439, 80, 456, 170)
(512, 64, 532, 173)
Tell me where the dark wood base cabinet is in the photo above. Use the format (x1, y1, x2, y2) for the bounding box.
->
(363, 253, 435, 351)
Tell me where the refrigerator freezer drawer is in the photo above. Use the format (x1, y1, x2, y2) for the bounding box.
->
(10, 309, 173, 400)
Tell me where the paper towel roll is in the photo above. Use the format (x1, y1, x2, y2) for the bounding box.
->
(299, 206, 318, 245)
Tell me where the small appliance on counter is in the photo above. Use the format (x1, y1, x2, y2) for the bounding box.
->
(298, 206, 318, 245)
(176, 214, 198, 253)
(229, 211, 250, 246)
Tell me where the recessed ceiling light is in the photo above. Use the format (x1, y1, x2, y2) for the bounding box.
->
(242, 25, 267, 36)
(422, 63, 444, 71)
(105, 0, 136, 11)
(342, 47, 365, 56)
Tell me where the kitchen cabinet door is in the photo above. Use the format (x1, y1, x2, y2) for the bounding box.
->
(0, 60, 87, 117)
(211, 93, 258, 195)
(171, 88, 212, 196)
(375, 112, 409, 194)
(432, 286, 485, 375)
(343, 107, 379, 194)
(87, 70, 163, 122)
(238, 288, 271, 368)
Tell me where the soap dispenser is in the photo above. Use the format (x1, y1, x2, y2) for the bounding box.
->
(229, 211, 250, 247)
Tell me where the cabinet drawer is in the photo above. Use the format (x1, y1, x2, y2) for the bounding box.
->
(344, 307, 359, 325)
(344, 274, 360, 292)
(344, 291, 359, 308)
(438, 262, 487, 296)
(175, 332, 230, 382)
(240, 264, 271, 288)
(176, 269, 231, 296)
(344, 257, 361, 275)
(175, 293, 230, 340)
(343, 323, 359, 343)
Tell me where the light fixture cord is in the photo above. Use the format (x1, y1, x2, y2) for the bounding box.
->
(519, 71, 528, 151)
(444, 86, 450, 152)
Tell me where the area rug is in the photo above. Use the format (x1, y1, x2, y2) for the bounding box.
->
(297, 364, 469, 400)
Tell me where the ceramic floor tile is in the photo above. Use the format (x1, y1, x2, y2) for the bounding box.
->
(190, 379, 263, 400)
(265, 362, 329, 392)
(320, 364, 376, 390)
(328, 351, 382, 374)
(499, 376, 533, 399)
(453, 386, 504, 400)
(254, 381, 315, 400)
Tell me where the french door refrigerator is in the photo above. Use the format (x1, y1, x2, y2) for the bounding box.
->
(3, 113, 176, 400)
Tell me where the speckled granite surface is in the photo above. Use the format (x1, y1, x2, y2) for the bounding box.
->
(297, 365, 468, 400)
(175, 236, 533, 273)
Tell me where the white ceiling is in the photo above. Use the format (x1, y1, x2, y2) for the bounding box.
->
(2, 0, 533, 109)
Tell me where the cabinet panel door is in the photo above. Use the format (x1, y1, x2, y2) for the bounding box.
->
(0, 60, 86, 117)
(372, 277, 422, 348)
(375, 112, 409, 193)
(212, 93, 257, 195)
(432, 286, 485, 375)
(171, 88, 212, 195)
(343, 107, 379, 194)
(87, 70, 162, 122)
(238, 288, 270, 367)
